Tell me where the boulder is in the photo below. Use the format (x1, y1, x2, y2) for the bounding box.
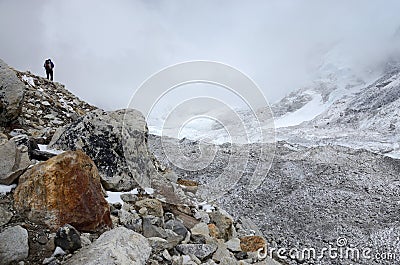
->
(48, 109, 158, 191)
(0, 59, 25, 126)
(0, 225, 29, 265)
(0, 137, 31, 185)
(13, 150, 112, 232)
(64, 227, 151, 265)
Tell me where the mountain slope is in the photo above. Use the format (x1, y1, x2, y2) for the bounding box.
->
(276, 61, 400, 157)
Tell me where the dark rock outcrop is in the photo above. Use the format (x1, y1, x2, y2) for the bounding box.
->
(48, 109, 158, 191)
(54, 224, 82, 253)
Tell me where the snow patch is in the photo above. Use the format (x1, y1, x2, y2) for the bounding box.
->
(0, 184, 16, 195)
(198, 201, 215, 212)
(38, 144, 65, 155)
(22, 75, 35, 86)
(274, 93, 329, 128)
(105, 188, 139, 204)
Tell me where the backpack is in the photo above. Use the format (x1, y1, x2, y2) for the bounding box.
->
(45, 59, 54, 69)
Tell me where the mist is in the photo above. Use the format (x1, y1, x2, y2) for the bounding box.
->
(1, 0, 400, 110)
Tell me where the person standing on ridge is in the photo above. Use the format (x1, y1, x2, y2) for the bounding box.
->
(44, 58, 54, 81)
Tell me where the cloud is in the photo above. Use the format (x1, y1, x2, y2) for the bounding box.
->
(1, 0, 400, 110)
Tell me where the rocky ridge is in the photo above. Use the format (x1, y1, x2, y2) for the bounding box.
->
(1, 58, 96, 142)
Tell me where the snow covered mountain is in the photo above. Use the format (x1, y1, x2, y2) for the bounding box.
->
(276, 60, 400, 158)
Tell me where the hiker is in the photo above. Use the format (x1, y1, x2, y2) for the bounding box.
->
(44, 59, 54, 81)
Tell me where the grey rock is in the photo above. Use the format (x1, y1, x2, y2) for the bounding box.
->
(201, 260, 217, 265)
(0, 138, 31, 184)
(162, 249, 172, 260)
(193, 211, 210, 223)
(54, 224, 81, 253)
(135, 198, 164, 217)
(120, 193, 138, 203)
(0, 206, 13, 226)
(171, 255, 182, 265)
(52, 246, 66, 257)
(0, 59, 25, 125)
(181, 230, 191, 244)
(225, 238, 241, 252)
(176, 244, 217, 260)
(143, 216, 167, 238)
(119, 209, 142, 232)
(188, 254, 201, 264)
(147, 232, 183, 251)
(190, 222, 210, 237)
(0, 225, 29, 264)
(253, 257, 284, 265)
(181, 255, 192, 264)
(79, 233, 92, 247)
(165, 229, 185, 249)
(147, 237, 169, 253)
(216, 257, 239, 265)
(64, 227, 151, 265)
(42, 257, 56, 264)
(212, 239, 235, 263)
(190, 222, 211, 244)
(48, 109, 158, 191)
(165, 219, 189, 238)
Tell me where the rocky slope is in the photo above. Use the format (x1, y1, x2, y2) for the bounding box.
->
(148, 135, 400, 265)
(1, 58, 96, 143)
(0, 59, 280, 265)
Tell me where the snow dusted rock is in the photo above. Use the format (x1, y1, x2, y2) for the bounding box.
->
(0, 225, 29, 264)
(13, 150, 112, 232)
(48, 109, 158, 191)
(0, 59, 25, 126)
(0, 137, 31, 185)
(64, 227, 151, 265)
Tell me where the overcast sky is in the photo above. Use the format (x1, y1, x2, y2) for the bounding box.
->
(1, 0, 400, 110)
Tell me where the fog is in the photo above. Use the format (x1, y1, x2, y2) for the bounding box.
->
(1, 0, 400, 110)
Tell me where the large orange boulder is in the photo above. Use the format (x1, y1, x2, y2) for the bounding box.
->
(13, 150, 112, 232)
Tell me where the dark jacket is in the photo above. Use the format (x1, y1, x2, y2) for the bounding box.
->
(44, 60, 54, 70)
